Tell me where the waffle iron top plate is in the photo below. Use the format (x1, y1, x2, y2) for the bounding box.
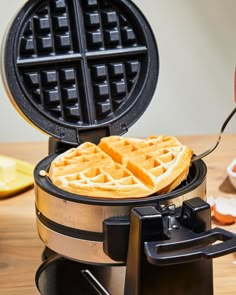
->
(3, 0, 159, 145)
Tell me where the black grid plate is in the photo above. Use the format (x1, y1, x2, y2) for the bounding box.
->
(3, 0, 159, 145)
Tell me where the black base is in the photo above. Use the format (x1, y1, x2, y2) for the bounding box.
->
(36, 253, 98, 294)
(37, 249, 116, 295)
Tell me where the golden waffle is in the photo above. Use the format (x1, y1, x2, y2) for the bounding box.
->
(49, 142, 152, 198)
(99, 135, 182, 165)
(99, 135, 192, 194)
(49, 136, 193, 199)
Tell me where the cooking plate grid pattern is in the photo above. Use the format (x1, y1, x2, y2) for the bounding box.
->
(17, 0, 147, 125)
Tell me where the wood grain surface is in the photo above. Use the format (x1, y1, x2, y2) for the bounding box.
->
(0, 135, 236, 294)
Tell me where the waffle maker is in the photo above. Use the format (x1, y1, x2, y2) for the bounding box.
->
(2, 0, 236, 294)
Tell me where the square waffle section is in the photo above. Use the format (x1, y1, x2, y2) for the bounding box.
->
(99, 135, 183, 165)
(19, 0, 79, 58)
(49, 142, 114, 177)
(99, 135, 193, 194)
(48, 136, 193, 199)
(89, 59, 140, 119)
(82, 0, 139, 50)
(20, 64, 87, 123)
(49, 142, 152, 198)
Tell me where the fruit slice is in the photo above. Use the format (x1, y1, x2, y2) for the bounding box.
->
(213, 197, 236, 225)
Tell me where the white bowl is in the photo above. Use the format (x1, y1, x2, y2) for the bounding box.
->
(227, 158, 236, 190)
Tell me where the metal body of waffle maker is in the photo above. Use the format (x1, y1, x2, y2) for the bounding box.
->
(2, 0, 236, 294)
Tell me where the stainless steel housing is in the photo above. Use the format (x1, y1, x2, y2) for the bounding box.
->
(34, 153, 207, 264)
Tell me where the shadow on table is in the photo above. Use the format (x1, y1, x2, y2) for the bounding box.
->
(219, 177, 236, 194)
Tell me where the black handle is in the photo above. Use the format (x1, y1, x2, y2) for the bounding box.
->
(145, 227, 236, 265)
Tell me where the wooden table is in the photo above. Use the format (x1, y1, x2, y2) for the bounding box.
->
(0, 135, 236, 294)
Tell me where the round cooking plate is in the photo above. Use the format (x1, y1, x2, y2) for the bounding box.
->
(3, 0, 159, 145)
(34, 153, 207, 206)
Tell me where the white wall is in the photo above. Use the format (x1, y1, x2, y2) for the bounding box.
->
(0, 0, 236, 142)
